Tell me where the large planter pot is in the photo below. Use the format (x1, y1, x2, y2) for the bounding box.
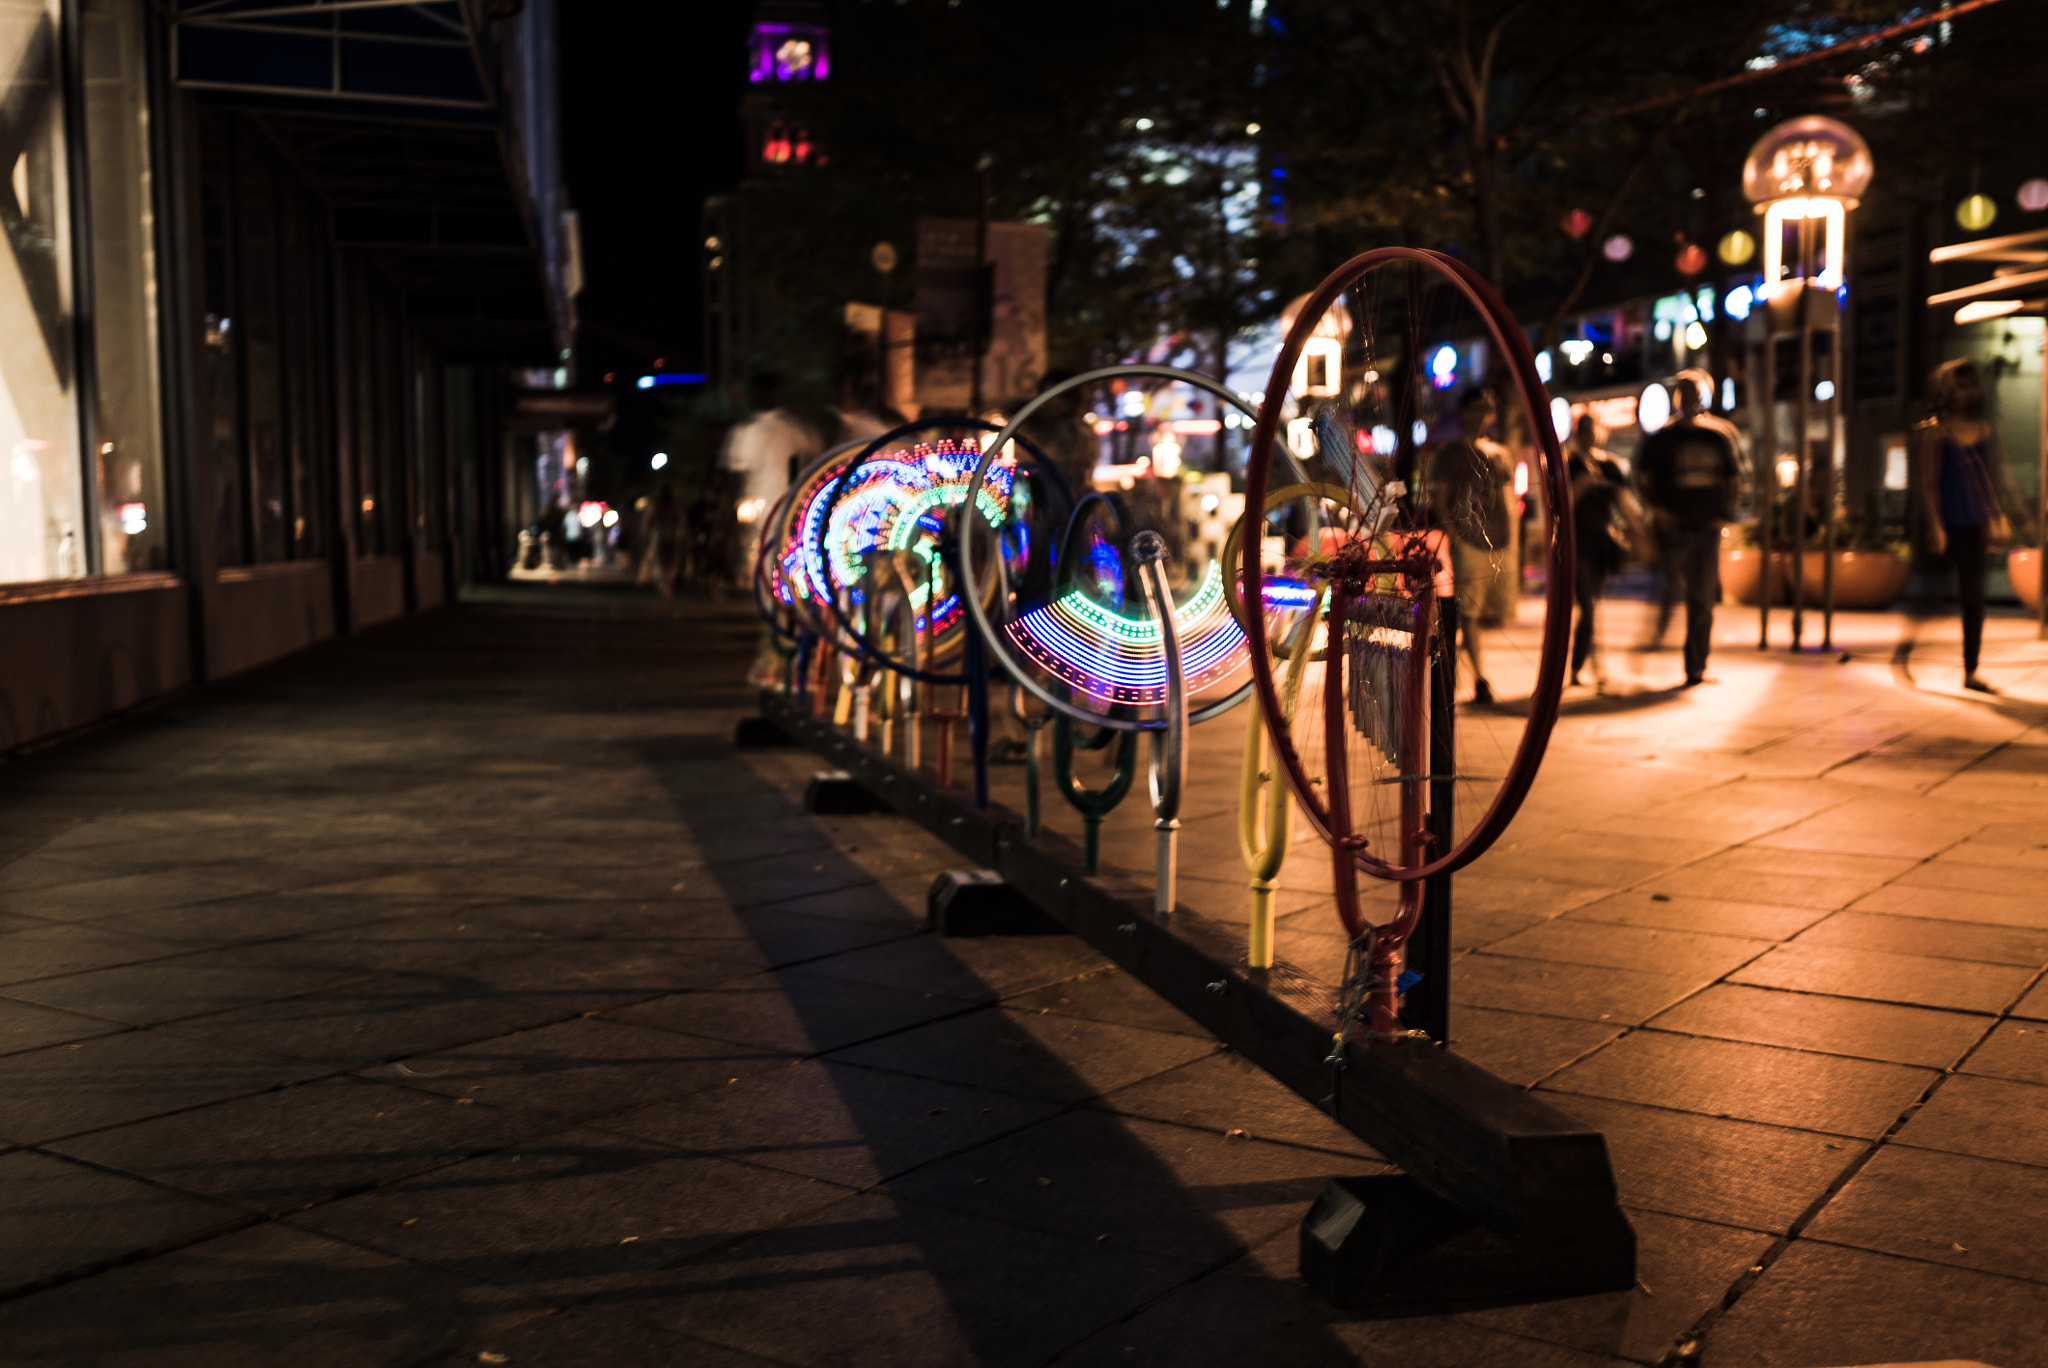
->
(1720, 548, 1795, 606)
(2012, 548, 2042, 612)
(1800, 550, 1911, 611)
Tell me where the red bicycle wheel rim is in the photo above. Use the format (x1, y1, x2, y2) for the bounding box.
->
(1240, 246, 1574, 883)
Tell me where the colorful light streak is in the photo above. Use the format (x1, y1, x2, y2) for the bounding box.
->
(784, 438, 1017, 644)
(1005, 562, 1304, 708)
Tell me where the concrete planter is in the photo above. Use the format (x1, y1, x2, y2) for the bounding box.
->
(2012, 547, 2041, 612)
(1723, 548, 1909, 610)
(1801, 550, 1911, 611)
(1720, 548, 1794, 606)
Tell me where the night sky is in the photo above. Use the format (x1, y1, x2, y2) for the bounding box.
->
(560, 2, 753, 376)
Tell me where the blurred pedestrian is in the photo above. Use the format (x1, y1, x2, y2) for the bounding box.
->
(1650, 372, 1747, 645)
(1428, 387, 1517, 705)
(641, 486, 684, 597)
(1565, 415, 1641, 688)
(1896, 358, 2028, 694)
(1635, 381, 1741, 686)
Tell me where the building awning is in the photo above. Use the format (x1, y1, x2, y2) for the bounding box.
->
(171, 0, 569, 363)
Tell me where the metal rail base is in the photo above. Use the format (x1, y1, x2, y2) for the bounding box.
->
(751, 691, 1635, 1308)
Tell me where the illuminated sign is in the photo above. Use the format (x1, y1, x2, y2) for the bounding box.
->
(749, 24, 829, 82)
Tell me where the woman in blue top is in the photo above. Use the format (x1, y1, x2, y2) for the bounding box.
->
(1904, 359, 2025, 693)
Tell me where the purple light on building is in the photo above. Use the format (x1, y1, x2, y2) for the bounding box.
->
(748, 24, 829, 82)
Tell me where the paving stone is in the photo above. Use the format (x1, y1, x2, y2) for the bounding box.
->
(604, 1056, 1059, 1187)
(2016, 977, 2048, 1022)
(0, 869, 271, 922)
(1449, 952, 1711, 1026)
(1806, 1143, 2048, 1285)
(1438, 872, 1614, 919)
(1541, 1030, 1935, 1137)
(0, 855, 135, 893)
(887, 1109, 1365, 1264)
(166, 975, 582, 1068)
(1669, 845, 1914, 911)
(1443, 1004, 1624, 1086)
(1459, 1207, 1772, 1363)
(0, 921, 192, 986)
(1611, 777, 1845, 844)
(1482, 918, 1772, 980)
(679, 848, 880, 909)
(623, 1190, 1197, 1368)
(1005, 965, 1209, 1038)
(50, 1075, 544, 1215)
(87, 893, 428, 946)
(1648, 983, 1991, 1068)
(423, 1306, 789, 1368)
(0, 1149, 242, 1292)
(361, 1016, 797, 1121)
(0, 949, 367, 1028)
(1701, 1240, 2048, 1368)
(1960, 1018, 2048, 1086)
(290, 1126, 847, 1301)
(800, 930, 1109, 1003)
(1730, 942, 2035, 1014)
(1792, 909, 2048, 967)
(1054, 1265, 1637, 1368)
(1445, 905, 1556, 951)
(1892, 1073, 2048, 1168)
(1543, 1092, 1861, 1233)
(1850, 881, 2048, 931)
(747, 878, 929, 927)
(1562, 889, 1829, 941)
(0, 1218, 533, 1367)
(828, 1004, 1217, 1104)
(1090, 1049, 1381, 1158)
(1752, 799, 1987, 860)
(0, 995, 128, 1058)
(608, 967, 978, 1056)
(0, 1029, 322, 1146)
(1898, 857, 2048, 896)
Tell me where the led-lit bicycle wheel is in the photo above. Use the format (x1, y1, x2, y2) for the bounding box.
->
(960, 365, 1310, 730)
(1241, 248, 1571, 1036)
(812, 419, 1067, 688)
(961, 365, 1314, 913)
(766, 438, 881, 651)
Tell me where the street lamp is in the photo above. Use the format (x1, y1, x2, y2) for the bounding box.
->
(1743, 115, 1871, 652)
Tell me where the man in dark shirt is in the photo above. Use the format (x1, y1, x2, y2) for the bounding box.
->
(1635, 382, 1742, 686)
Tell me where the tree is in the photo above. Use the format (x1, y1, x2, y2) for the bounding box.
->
(1261, 0, 2018, 341)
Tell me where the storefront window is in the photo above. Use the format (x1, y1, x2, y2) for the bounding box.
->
(82, 0, 163, 574)
(0, 0, 84, 583)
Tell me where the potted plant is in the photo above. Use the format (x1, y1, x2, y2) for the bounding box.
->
(1802, 498, 1911, 610)
(1721, 517, 1793, 606)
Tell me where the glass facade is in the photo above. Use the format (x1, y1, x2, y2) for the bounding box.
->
(83, 0, 163, 573)
(0, 0, 84, 583)
(0, 0, 165, 584)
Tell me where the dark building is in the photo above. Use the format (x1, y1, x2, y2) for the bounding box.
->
(0, 0, 573, 751)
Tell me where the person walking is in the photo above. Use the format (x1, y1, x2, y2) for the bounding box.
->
(1897, 358, 2027, 694)
(1428, 387, 1518, 705)
(641, 486, 685, 597)
(1565, 415, 1640, 689)
(1635, 381, 1741, 687)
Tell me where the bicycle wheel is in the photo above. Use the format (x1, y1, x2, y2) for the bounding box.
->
(813, 419, 1069, 687)
(961, 364, 1288, 731)
(1242, 248, 1572, 900)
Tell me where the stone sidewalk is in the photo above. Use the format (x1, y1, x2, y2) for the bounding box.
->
(0, 588, 2040, 1365)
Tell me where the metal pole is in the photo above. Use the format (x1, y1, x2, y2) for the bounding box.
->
(2038, 328, 2047, 639)
(1758, 336, 1775, 648)
(1402, 597, 1456, 1043)
(1791, 244, 1815, 648)
(1135, 531, 1184, 917)
(1821, 293, 1841, 650)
